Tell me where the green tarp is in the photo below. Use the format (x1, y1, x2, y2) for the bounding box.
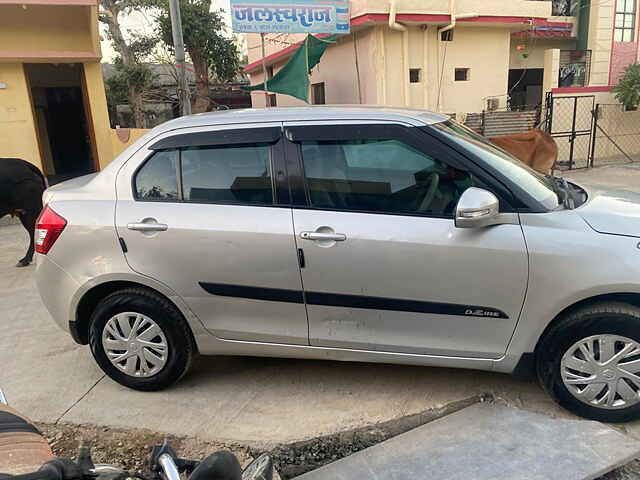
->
(243, 34, 337, 103)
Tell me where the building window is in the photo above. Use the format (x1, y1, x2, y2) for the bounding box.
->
(312, 82, 326, 104)
(455, 68, 470, 82)
(615, 0, 636, 42)
(409, 68, 422, 83)
(559, 50, 592, 87)
(268, 94, 277, 107)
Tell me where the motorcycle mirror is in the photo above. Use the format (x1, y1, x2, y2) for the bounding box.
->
(242, 453, 273, 480)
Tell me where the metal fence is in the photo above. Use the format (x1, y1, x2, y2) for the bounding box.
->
(464, 109, 541, 137)
(592, 104, 640, 166)
(542, 93, 640, 170)
(545, 94, 595, 169)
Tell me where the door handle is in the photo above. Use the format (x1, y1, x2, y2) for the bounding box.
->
(127, 222, 168, 232)
(300, 231, 346, 242)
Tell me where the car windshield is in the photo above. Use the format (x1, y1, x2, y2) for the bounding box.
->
(431, 120, 559, 211)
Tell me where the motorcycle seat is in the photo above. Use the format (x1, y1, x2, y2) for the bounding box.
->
(0, 404, 54, 475)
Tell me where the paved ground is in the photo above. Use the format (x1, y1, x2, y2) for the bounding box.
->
(299, 404, 640, 480)
(564, 162, 640, 192)
(1, 163, 639, 447)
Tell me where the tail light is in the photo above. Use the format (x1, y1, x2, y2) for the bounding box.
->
(35, 205, 67, 255)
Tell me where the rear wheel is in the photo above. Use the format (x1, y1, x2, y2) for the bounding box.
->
(89, 288, 194, 391)
(536, 302, 640, 422)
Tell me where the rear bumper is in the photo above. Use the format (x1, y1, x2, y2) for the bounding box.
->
(35, 254, 79, 335)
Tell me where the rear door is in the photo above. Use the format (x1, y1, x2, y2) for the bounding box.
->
(285, 121, 528, 359)
(115, 123, 309, 345)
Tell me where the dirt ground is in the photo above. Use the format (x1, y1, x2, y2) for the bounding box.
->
(38, 421, 640, 480)
(39, 423, 253, 473)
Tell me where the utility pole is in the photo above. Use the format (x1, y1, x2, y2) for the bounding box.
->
(169, 0, 191, 115)
(260, 33, 269, 108)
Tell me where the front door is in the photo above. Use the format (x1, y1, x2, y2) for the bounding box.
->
(286, 122, 528, 359)
(116, 124, 309, 345)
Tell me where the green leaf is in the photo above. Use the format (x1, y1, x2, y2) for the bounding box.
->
(613, 63, 640, 109)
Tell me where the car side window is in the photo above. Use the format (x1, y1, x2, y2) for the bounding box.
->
(134, 150, 179, 201)
(181, 143, 273, 205)
(300, 139, 475, 216)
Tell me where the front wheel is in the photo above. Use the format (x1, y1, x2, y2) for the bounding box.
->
(537, 302, 640, 422)
(89, 288, 194, 391)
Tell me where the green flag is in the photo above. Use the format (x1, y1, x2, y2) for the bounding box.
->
(243, 34, 337, 103)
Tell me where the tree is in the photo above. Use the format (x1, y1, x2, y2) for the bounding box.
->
(100, 0, 157, 127)
(613, 63, 640, 111)
(151, 0, 240, 113)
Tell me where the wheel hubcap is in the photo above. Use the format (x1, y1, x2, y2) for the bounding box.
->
(102, 312, 169, 378)
(561, 334, 640, 410)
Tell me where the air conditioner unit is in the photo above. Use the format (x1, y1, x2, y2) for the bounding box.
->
(486, 98, 500, 111)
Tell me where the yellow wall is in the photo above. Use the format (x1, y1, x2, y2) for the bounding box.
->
(257, 34, 370, 107)
(0, 64, 42, 170)
(349, 0, 552, 18)
(110, 128, 149, 159)
(435, 27, 512, 113)
(245, 0, 554, 63)
(0, 5, 119, 173)
(587, 0, 614, 86)
(510, 39, 575, 70)
(0, 5, 95, 58)
(83, 62, 114, 169)
(543, 48, 560, 94)
(250, 25, 516, 114)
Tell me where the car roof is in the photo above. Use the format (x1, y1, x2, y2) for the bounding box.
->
(153, 106, 450, 133)
(99, 106, 451, 178)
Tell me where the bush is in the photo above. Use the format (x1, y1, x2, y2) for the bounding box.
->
(613, 63, 640, 110)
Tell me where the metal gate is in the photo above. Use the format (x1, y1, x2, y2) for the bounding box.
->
(545, 94, 595, 169)
(465, 109, 541, 137)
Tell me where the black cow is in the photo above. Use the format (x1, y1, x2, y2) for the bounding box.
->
(0, 158, 47, 267)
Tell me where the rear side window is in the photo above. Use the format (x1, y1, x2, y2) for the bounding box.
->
(134, 150, 179, 201)
(181, 144, 273, 205)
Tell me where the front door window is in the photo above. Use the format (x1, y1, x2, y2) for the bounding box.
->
(300, 139, 474, 217)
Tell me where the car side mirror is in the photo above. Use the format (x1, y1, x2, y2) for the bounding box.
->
(455, 187, 502, 229)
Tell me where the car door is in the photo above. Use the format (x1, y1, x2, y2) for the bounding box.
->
(115, 123, 309, 345)
(285, 121, 528, 359)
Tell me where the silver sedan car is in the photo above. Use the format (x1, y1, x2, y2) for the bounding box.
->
(35, 107, 640, 422)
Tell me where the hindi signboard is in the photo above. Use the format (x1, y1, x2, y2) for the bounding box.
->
(230, 0, 350, 34)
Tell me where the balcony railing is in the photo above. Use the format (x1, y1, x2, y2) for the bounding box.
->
(529, 0, 576, 16)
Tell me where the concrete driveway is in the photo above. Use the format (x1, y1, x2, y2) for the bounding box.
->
(1, 163, 639, 446)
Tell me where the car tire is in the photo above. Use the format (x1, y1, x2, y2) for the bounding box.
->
(89, 288, 194, 391)
(536, 301, 640, 423)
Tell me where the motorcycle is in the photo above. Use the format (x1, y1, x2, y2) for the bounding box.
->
(0, 390, 273, 480)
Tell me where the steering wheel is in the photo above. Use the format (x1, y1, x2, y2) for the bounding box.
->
(418, 172, 439, 212)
